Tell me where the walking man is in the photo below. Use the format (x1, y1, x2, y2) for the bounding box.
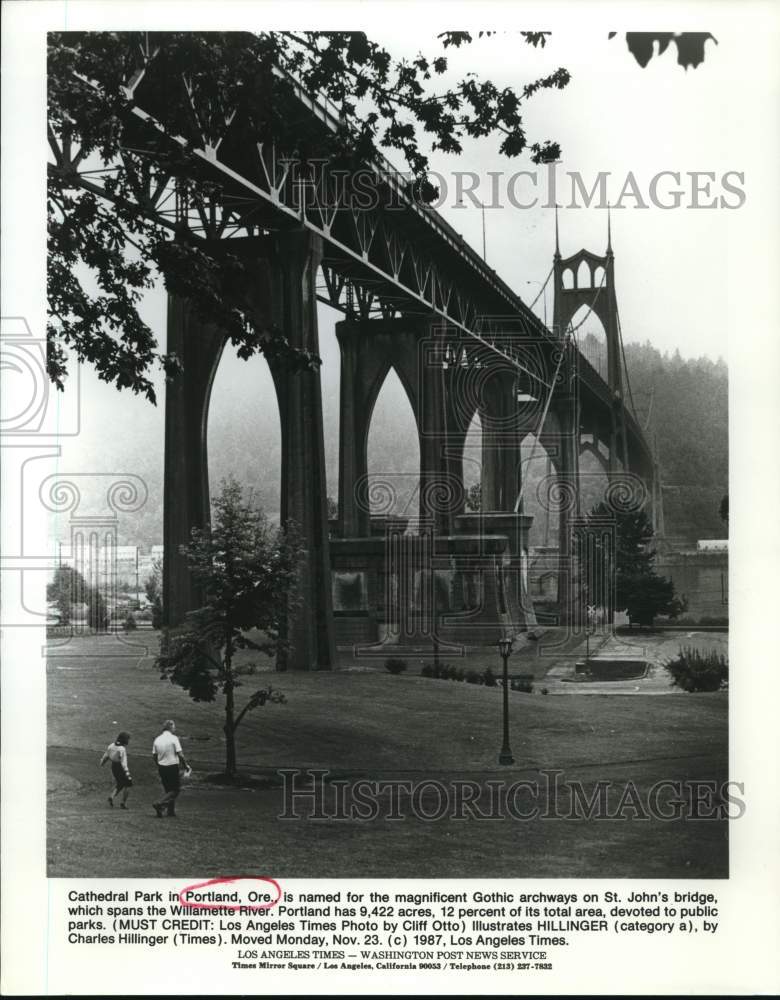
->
(152, 719, 190, 818)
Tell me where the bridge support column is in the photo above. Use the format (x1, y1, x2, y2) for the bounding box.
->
(162, 298, 226, 626)
(418, 335, 451, 535)
(481, 369, 521, 514)
(335, 322, 372, 539)
(268, 230, 336, 670)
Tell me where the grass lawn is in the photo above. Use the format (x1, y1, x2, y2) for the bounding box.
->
(48, 634, 728, 879)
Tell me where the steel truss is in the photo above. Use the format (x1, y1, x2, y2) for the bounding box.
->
(47, 34, 651, 466)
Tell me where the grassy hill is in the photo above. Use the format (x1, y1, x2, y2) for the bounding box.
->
(48, 635, 728, 879)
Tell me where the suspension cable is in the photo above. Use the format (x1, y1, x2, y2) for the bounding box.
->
(513, 340, 568, 513)
(567, 269, 607, 334)
(527, 265, 553, 311)
(616, 304, 640, 426)
(643, 385, 655, 432)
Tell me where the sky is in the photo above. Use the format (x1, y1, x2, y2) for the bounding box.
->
(383, 25, 742, 364)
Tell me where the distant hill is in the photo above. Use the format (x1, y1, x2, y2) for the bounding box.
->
(619, 339, 728, 542)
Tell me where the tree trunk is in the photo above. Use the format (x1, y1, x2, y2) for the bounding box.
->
(224, 642, 237, 778)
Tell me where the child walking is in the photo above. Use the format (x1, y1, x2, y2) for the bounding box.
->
(100, 731, 133, 809)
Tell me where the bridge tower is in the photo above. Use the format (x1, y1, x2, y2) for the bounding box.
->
(552, 211, 629, 474)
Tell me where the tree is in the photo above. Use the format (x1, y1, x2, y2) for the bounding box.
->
(155, 477, 300, 777)
(88, 587, 110, 632)
(144, 557, 164, 629)
(47, 565, 89, 624)
(580, 501, 684, 626)
(46, 564, 108, 629)
(621, 340, 727, 541)
(465, 481, 482, 513)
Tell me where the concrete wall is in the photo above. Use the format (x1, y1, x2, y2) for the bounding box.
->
(655, 551, 728, 620)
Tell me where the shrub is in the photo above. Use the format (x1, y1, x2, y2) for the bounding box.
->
(385, 658, 408, 675)
(540, 686, 549, 695)
(665, 646, 728, 692)
(419, 662, 493, 686)
(123, 613, 138, 632)
(426, 662, 456, 680)
(465, 481, 482, 512)
(511, 675, 534, 693)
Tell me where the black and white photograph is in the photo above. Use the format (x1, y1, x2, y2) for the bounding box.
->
(2, 2, 779, 995)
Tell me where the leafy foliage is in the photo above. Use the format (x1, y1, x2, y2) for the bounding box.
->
(47, 565, 89, 623)
(47, 564, 108, 630)
(48, 31, 570, 398)
(665, 646, 728, 692)
(156, 477, 298, 775)
(144, 557, 163, 629)
(609, 338, 728, 541)
(465, 481, 482, 513)
(581, 502, 684, 626)
(421, 661, 463, 680)
(420, 662, 507, 688)
(611, 32, 717, 70)
(384, 658, 408, 675)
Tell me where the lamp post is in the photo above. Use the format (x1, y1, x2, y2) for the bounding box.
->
(585, 603, 596, 665)
(497, 636, 514, 765)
